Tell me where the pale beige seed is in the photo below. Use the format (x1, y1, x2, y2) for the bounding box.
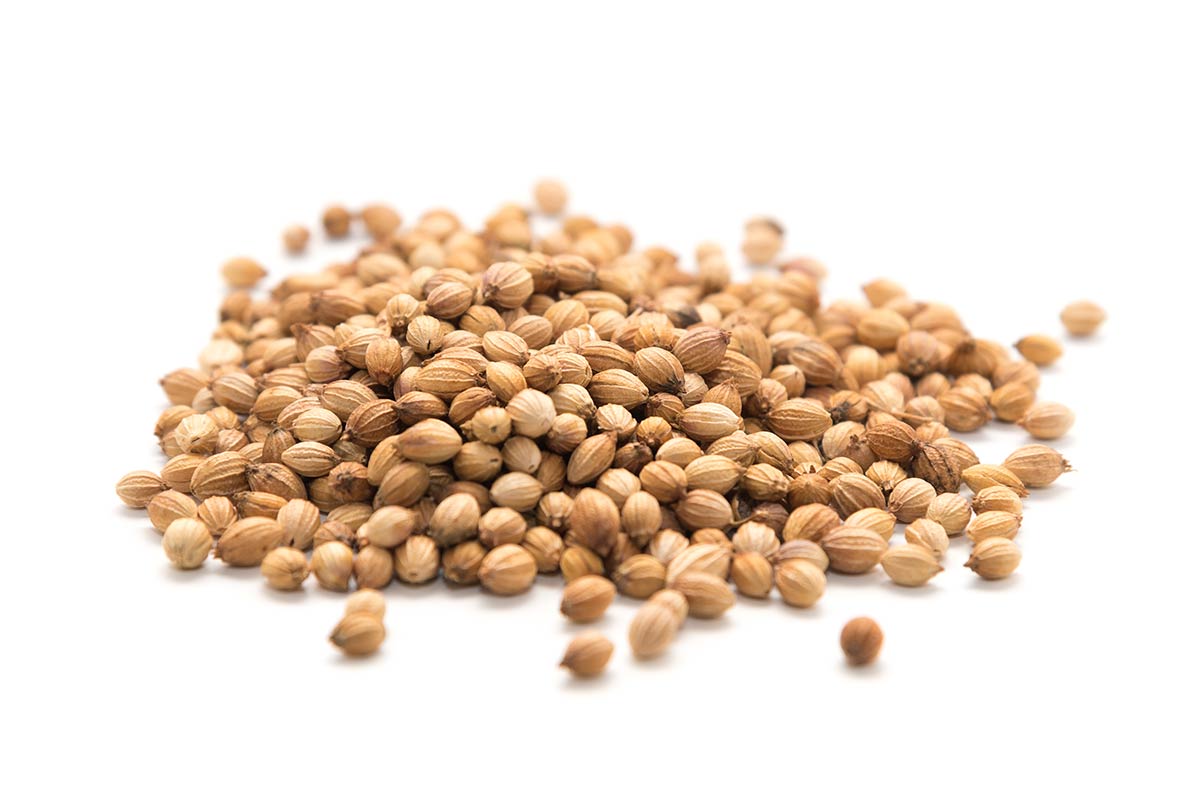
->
(560, 575, 616, 622)
(311, 541, 355, 591)
(1060, 300, 1106, 336)
(345, 588, 386, 619)
(962, 464, 1029, 497)
(904, 518, 950, 559)
(972, 485, 1024, 516)
(775, 560, 826, 608)
(479, 544, 538, 596)
(665, 543, 732, 584)
(966, 511, 1022, 543)
(679, 402, 741, 442)
(925, 493, 972, 535)
(671, 571, 735, 619)
(394, 536, 440, 584)
(783, 504, 841, 542)
(1015, 335, 1063, 366)
(881, 544, 943, 587)
(329, 612, 385, 656)
(966, 538, 1022, 579)
(1020, 401, 1075, 440)
(115, 470, 167, 508)
(772, 539, 830, 572)
(613, 554, 667, 598)
(887, 477, 936, 523)
(843, 507, 897, 540)
(628, 590, 686, 659)
(147, 490, 197, 533)
(821, 526, 888, 574)
(560, 632, 614, 678)
(162, 518, 213, 569)
(731, 552, 774, 598)
(1003, 444, 1071, 488)
(216, 517, 284, 566)
(261, 547, 310, 590)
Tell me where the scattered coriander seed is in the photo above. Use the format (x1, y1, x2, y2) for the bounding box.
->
(345, 588, 386, 619)
(841, 617, 883, 666)
(282, 224, 310, 254)
(119, 187, 1092, 677)
(1015, 335, 1063, 366)
(966, 538, 1022, 579)
(881, 544, 943, 587)
(1060, 300, 1106, 336)
(329, 612, 385, 656)
(560, 631, 613, 678)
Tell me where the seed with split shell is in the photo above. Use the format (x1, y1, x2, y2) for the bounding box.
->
(162, 518, 213, 569)
(560, 575, 616, 622)
(910, 442, 961, 494)
(775, 560, 826, 607)
(329, 612, 385, 656)
(479, 544, 538, 595)
(821, 526, 888, 574)
(1020, 402, 1075, 440)
(560, 632, 614, 678)
(905, 518, 950, 559)
(881, 544, 943, 586)
(1003, 444, 1071, 488)
(966, 511, 1022, 543)
(866, 420, 918, 463)
(966, 537, 1022, 579)
(261, 547, 310, 590)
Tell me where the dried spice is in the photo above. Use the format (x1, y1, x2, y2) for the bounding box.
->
(841, 617, 883, 666)
(117, 184, 1087, 677)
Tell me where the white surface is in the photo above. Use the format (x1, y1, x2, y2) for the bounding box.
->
(2, 2, 1198, 797)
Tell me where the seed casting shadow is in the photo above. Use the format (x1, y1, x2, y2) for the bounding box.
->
(559, 672, 613, 692)
(967, 574, 1022, 592)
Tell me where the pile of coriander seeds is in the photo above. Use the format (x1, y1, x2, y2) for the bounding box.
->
(115, 181, 1105, 674)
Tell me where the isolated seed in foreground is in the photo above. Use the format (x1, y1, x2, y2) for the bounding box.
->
(841, 617, 883, 666)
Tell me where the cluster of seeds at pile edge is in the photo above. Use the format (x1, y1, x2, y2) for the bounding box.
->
(114, 180, 1106, 674)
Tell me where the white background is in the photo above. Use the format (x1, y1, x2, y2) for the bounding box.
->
(2, 2, 1198, 797)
